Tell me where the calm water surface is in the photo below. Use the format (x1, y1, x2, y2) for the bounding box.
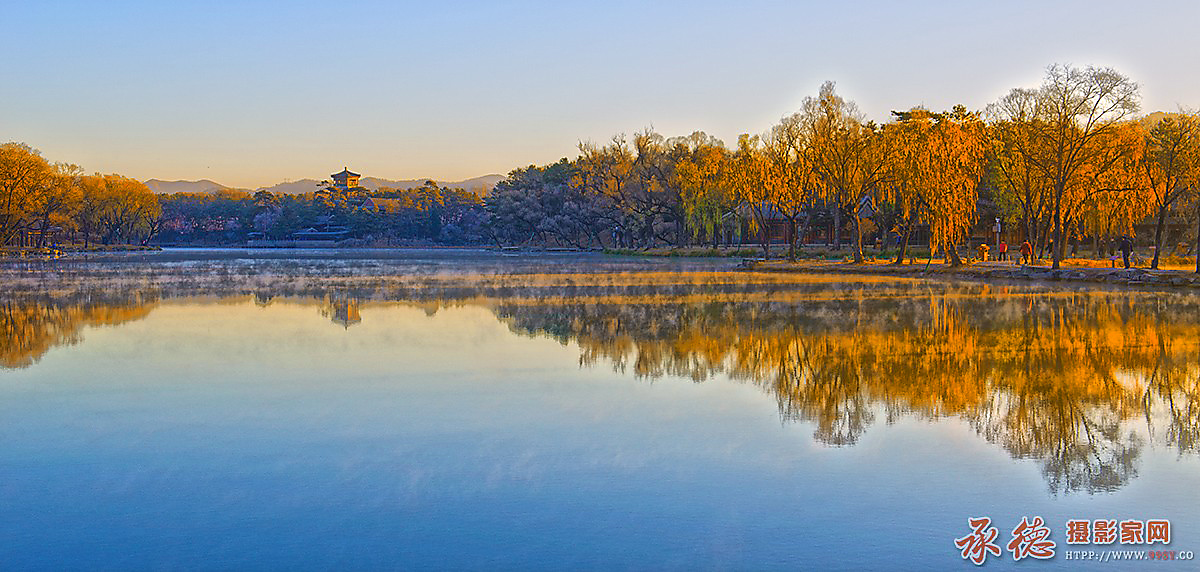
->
(2, 249, 1198, 569)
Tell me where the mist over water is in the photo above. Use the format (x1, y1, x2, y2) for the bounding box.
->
(2, 250, 1198, 569)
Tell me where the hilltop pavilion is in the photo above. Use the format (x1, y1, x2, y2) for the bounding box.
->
(331, 167, 360, 191)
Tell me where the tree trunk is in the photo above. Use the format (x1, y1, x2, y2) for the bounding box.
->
(1051, 190, 1063, 270)
(1152, 205, 1168, 269)
(893, 240, 906, 265)
(852, 213, 864, 263)
(946, 241, 964, 267)
(832, 206, 842, 250)
(894, 216, 914, 265)
(797, 215, 811, 258)
(758, 213, 769, 258)
(1036, 212, 1053, 262)
(1024, 213, 1034, 251)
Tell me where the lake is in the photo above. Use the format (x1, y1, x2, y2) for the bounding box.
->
(2, 249, 1198, 569)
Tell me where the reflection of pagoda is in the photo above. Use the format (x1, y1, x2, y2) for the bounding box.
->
(331, 167, 360, 191)
(322, 296, 362, 328)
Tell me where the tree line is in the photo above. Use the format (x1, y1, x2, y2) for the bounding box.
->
(155, 179, 487, 246)
(5, 63, 1199, 268)
(0, 143, 160, 247)
(490, 63, 1200, 271)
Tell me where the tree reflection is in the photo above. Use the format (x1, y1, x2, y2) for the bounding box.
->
(321, 295, 361, 328)
(490, 288, 1200, 494)
(0, 293, 157, 368)
(1, 271, 1198, 493)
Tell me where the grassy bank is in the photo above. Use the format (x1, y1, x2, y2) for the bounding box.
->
(745, 258, 1200, 289)
(1, 244, 161, 258)
(604, 245, 919, 259)
(605, 246, 761, 258)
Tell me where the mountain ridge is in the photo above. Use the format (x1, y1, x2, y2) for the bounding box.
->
(145, 174, 506, 195)
(144, 179, 231, 194)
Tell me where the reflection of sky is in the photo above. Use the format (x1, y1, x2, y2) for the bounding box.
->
(1, 299, 1198, 569)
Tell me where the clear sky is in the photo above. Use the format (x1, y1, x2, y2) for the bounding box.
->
(4, 0, 1199, 188)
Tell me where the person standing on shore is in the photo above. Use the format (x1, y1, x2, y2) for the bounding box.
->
(1020, 241, 1033, 265)
(998, 241, 1008, 262)
(1120, 235, 1133, 269)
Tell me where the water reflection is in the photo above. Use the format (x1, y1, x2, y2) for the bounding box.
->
(322, 296, 362, 328)
(2, 271, 1198, 494)
(0, 292, 158, 368)
(493, 290, 1200, 493)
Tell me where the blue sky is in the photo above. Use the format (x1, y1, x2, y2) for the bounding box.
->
(4, 0, 1199, 188)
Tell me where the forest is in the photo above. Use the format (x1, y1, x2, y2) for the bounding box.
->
(4, 64, 1200, 270)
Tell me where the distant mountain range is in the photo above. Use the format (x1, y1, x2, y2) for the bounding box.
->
(145, 174, 506, 196)
(144, 179, 231, 194)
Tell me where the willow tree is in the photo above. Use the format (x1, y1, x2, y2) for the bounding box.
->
(27, 164, 83, 247)
(1074, 135, 1151, 260)
(1067, 121, 1150, 259)
(764, 112, 819, 260)
(880, 119, 923, 264)
(722, 134, 787, 257)
(801, 81, 891, 263)
(1141, 113, 1200, 269)
(675, 139, 733, 247)
(890, 107, 991, 266)
(76, 174, 161, 245)
(0, 143, 58, 245)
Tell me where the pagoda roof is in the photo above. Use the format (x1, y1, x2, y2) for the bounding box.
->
(331, 167, 360, 178)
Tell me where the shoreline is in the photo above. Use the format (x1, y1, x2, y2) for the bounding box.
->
(742, 259, 1200, 289)
(0, 245, 160, 258)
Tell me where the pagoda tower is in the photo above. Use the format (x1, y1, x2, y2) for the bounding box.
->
(331, 167, 361, 191)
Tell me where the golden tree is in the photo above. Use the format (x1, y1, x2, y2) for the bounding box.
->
(763, 113, 819, 260)
(674, 140, 733, 247)
(0, 143, 56, 246)
(26, 164, 84, 247)
(1140, 112, 1200, 268)
(1070, 121, 1150, 259)
(889, 107, 991, 266)
(721, 134, 787, 257)
(78, 174, 161, 245)
(800, 81, 891, 263)
(572, 136, 637, 244)
(1026, 64, 1140, 268)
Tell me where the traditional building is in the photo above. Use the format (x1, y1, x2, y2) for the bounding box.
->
(360, 197, 402, 213)
(331, 167, 361, 191)
(323, 297, 362, 328)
